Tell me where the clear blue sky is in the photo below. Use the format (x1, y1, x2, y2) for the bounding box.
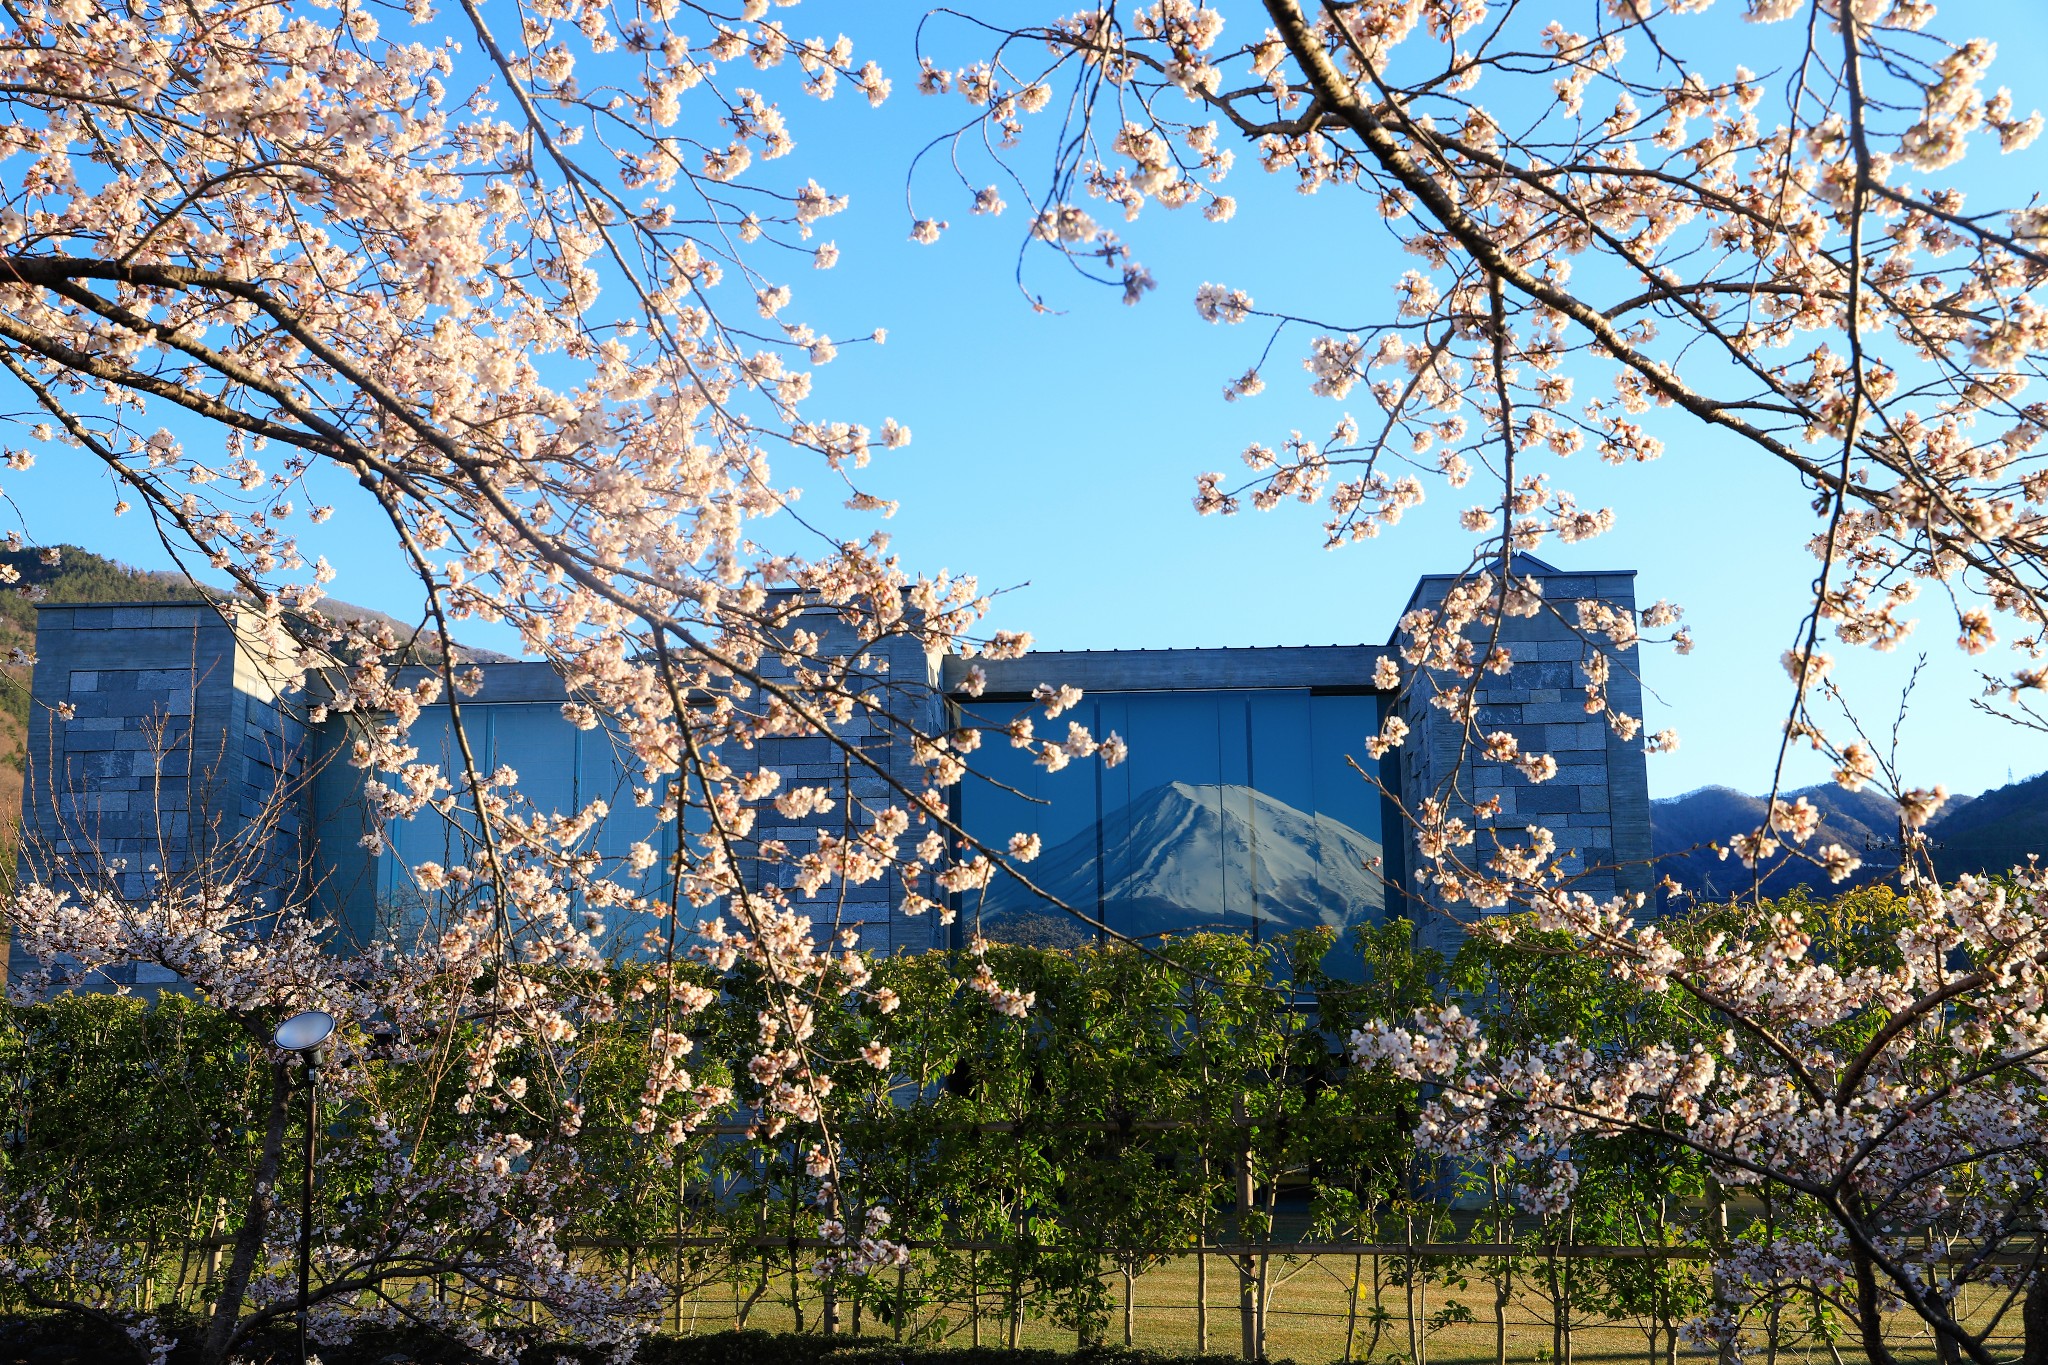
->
(11, 1, 2048, 801)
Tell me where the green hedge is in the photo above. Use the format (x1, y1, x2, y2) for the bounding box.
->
(0, 888, 1922, 1355)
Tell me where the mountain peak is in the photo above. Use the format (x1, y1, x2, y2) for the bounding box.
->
(982, 779, 1385, 940)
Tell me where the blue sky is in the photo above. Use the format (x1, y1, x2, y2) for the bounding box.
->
(12, 0, 2048, 801)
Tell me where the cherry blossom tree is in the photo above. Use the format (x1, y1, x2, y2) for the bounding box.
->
(0, 0, 1127, 1357)
(912, 0, 2048, 888)
(4, 0, 2047, 1353)
(902, 1, 2048, 1360)
(5, 768, 676, 1363)
(1352, 874, 2048, 1365)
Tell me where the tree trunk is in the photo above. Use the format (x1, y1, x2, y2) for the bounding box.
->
(1658, 1197, 1675, 1365)
(1848, 1249, 1905, 1365)
(1546, 1244, 1561, 1365)
(1407, 1216, 1421, 1365)
(1937, 1320, 1963, 1365)
(1256, 1247, 1272, 1360)
(1237, 1253, 1258, 1360)
(1494, 1262, 1509, 1365)
(734, 1261, 768, 1329)
(200, 1060, 289, 1365)
(672, 1156, 686, 1334)
(1370, 1252, 1387, 1362)
(1762, 1192, 1781, 1365)
(1562, 1210, 1576, 1365)
(1711, 1195, 1738, 1365)
(1196, 1154, 1210, 1357)
(1416, 1237, 1429, 1365)
(2020, 1268, 2048, 1365)
(1236, 1093, 1257, 1361)
(1494, 1184, 1511, 1365)
(1346, 1251, 1362, 1364)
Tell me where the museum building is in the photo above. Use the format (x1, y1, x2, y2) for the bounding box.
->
(16, 556, 1653, 987)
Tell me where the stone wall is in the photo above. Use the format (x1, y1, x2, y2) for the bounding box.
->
(19, 603, 307, 989)
(1392, 556, 1654, 955)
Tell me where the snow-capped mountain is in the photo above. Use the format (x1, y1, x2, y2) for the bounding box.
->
(980, 780, 1385, 938)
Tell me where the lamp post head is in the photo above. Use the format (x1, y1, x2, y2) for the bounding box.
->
(274, 1009, 337, 1063)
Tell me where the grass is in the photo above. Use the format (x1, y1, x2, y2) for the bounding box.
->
(643, 1251, 2017, 1365)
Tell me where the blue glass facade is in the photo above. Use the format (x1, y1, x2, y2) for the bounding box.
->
(362, 703, 686, 957)
(958, 690, 1388, 947)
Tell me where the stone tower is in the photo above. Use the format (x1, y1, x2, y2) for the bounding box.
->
(1389, 555, 1655, 955)
(17, 601, 307, 989)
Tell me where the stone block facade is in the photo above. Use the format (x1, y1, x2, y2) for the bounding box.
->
(21, 603, 306, 987)
(1392, 556, 1654, 955)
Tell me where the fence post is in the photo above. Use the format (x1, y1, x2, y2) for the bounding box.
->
(672, 1152, 685, 1335)
(1410, 1210, 1429, 1365)
(1563, 1207, 1576, 1365)
(1345, 1247, 1363, 1364)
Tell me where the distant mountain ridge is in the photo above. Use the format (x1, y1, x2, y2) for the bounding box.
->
(1651, 771, 2048, 902)
(982, 779, 1385, 943)
(0, 543, 513, 661)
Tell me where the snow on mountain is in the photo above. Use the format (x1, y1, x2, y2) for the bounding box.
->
(981, 780, 1385, 937)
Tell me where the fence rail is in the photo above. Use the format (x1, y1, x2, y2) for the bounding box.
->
(572, 1239, 1718, 1258)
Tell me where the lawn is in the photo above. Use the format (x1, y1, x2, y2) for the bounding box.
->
(658, 1251, 2006, 1365)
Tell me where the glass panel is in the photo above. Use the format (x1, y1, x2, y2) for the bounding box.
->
(573, 720, 684, 959)
(363, 689, 1395, 960)
(489, 702, 579, 816)
(961, 701, 1103, 948)
(1241, 691, 1321, 934)
(370, 703, 700, 960)
(1307, 693, 1389, 928)
(1103, 690, 1235, 939)
(375, 706, 467, 945)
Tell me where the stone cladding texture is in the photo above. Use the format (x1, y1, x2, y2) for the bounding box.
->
(1392, 565, 1654, 957)
(20, 604, 306, 987)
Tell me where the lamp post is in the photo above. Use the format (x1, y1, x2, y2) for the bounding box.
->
(273, 1009, 336, 1365)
